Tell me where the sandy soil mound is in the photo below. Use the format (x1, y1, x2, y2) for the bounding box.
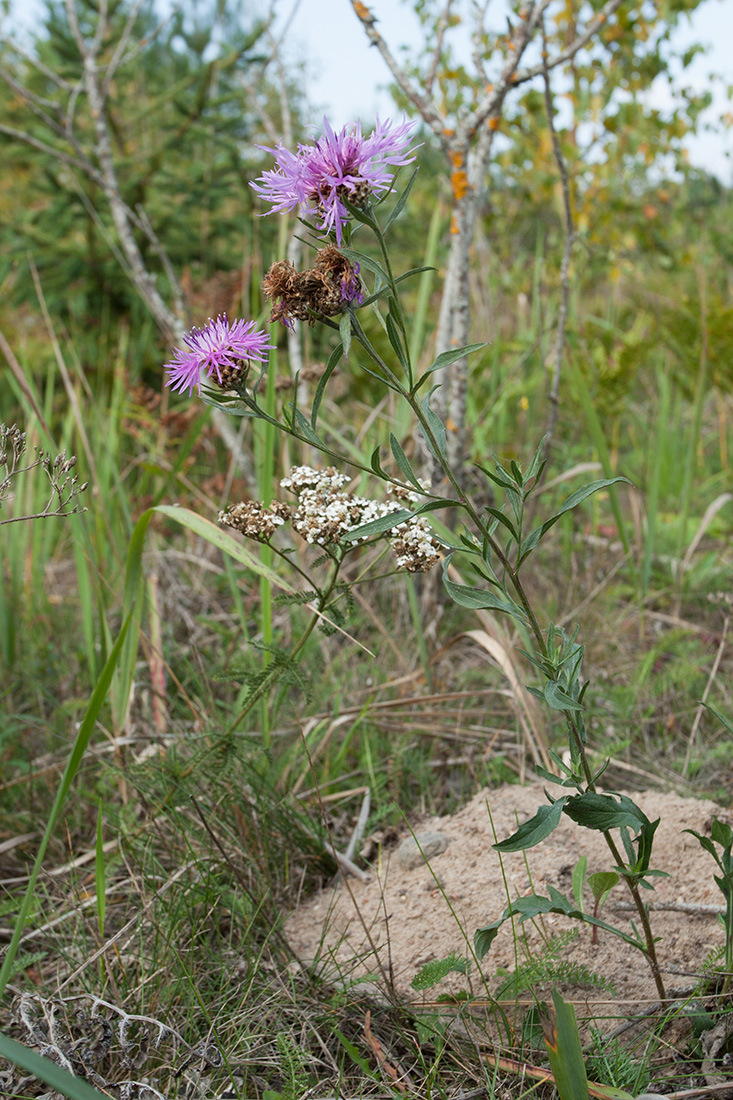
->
(286, 782, 729, 1021)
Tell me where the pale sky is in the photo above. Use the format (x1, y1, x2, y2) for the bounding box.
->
(4, 0, 732, 180)
(281, 0, 733, 182)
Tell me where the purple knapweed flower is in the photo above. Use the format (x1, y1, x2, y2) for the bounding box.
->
(164, 314, 274, 396)
(340, 261, 364, 305)
(251, 116, 419, 245)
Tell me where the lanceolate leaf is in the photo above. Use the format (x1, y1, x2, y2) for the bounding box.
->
(419, 388, 447, 461)
(474, 884, 644, 960)
(442, 574, 526, 621)
(412, 342, 487, 393)
(493, 797, 568, 852)
(389, 432, 423, 491)
(341, 508, 413, 542)
(563, 791, 650, 833)
(293, 407, 325, 446)
(383, 165, 419, 232)
(311, 343, 343, 430)
(541, 989, 590, 1100)
(149, 507, 294, 592)
(385, 309, 408, 371)
(339, 309, 352, 362)
(544, 681, 585, 713)
(518, 478, 632, 565)
(370, 444, 390, 480)
(339, 245, 388, 283)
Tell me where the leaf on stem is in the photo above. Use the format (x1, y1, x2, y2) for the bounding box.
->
(339, 245, 389, 283)
(383, 165, 419, 232)
(418, 387, 447, 461)
(311, 343, 344, 430)
(385, 308, 409, 372)
(339, 310, 352, 362)
(518, 478, 632, 566)
(412, 342, 486, 394)
(370, 445, 390, 480)
(493, 797, 569, 852)
(474, 884, 644, 961)
(544, 681, 584, 712)
(442, 573, 526, 621)
(563, 791, 650, 834)
(389, 433, 424, 491)
(341, 508, 414, 542)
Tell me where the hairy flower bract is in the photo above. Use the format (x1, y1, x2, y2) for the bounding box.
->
(251, 116, 419, 245)
(164, 314, 274, 396)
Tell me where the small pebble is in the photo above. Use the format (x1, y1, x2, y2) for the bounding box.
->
(396, 831, 451, 870)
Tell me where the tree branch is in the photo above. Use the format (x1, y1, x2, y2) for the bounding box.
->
(513, 0, 625, 86)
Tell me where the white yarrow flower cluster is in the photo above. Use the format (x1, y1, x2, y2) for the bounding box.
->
(280, 465, 441, 570)
(218, 499, 290, 542)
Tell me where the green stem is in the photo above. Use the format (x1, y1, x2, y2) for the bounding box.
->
(223, 560, 342, 737)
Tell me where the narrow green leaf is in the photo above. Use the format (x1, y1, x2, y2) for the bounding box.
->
(0, 1033, 111, 1100)
(519, 478, 631, 565)
(634, 817, 662, 874)
(442, 575, 525, 620)
(150, 507, 294, 592)
(425, 342, 487, 376)
(542, 989, 590, 1100)
(341, 508, 413, 542)
(544, 681, 585, 713)
(311, 343, 343, 430)
(293, 407, 325, 446)
(385, 309, 408, 371)
(0, 612, 132, 998)
(484, 506, 518, 541)
(524, 436, 548, 483)
(704, 703, 733, 736)
(339, 310, 352, 362)
(572, 855, 587, 912)
(389, 433, 423, 491)
(383, 165, 419, 232)
(419, 388, 447, 461)
(493, 798, 569, 852)
(370, 444, 390, 479)
(338, 246, 388, 283)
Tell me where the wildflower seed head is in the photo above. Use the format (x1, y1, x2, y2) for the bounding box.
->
(251, 116, 419, 245)
(263, 247, 363, 329)
(165, 314, 274, 397)
(218, 500, 289, 542)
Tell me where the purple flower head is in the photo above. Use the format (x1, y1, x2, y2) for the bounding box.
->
(340, 260, 364, 305)
(164, 314, 274, 397)
(251, 116, 419, 245)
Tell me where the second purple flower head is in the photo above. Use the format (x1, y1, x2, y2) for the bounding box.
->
(164, 315, 273, 397)
(251, 116, 419, 245)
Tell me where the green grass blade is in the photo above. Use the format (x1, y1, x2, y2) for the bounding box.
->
(0, 609, 132, 999)
(0, 1032, 111, 1099)
(542, 988, 590, 1100)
